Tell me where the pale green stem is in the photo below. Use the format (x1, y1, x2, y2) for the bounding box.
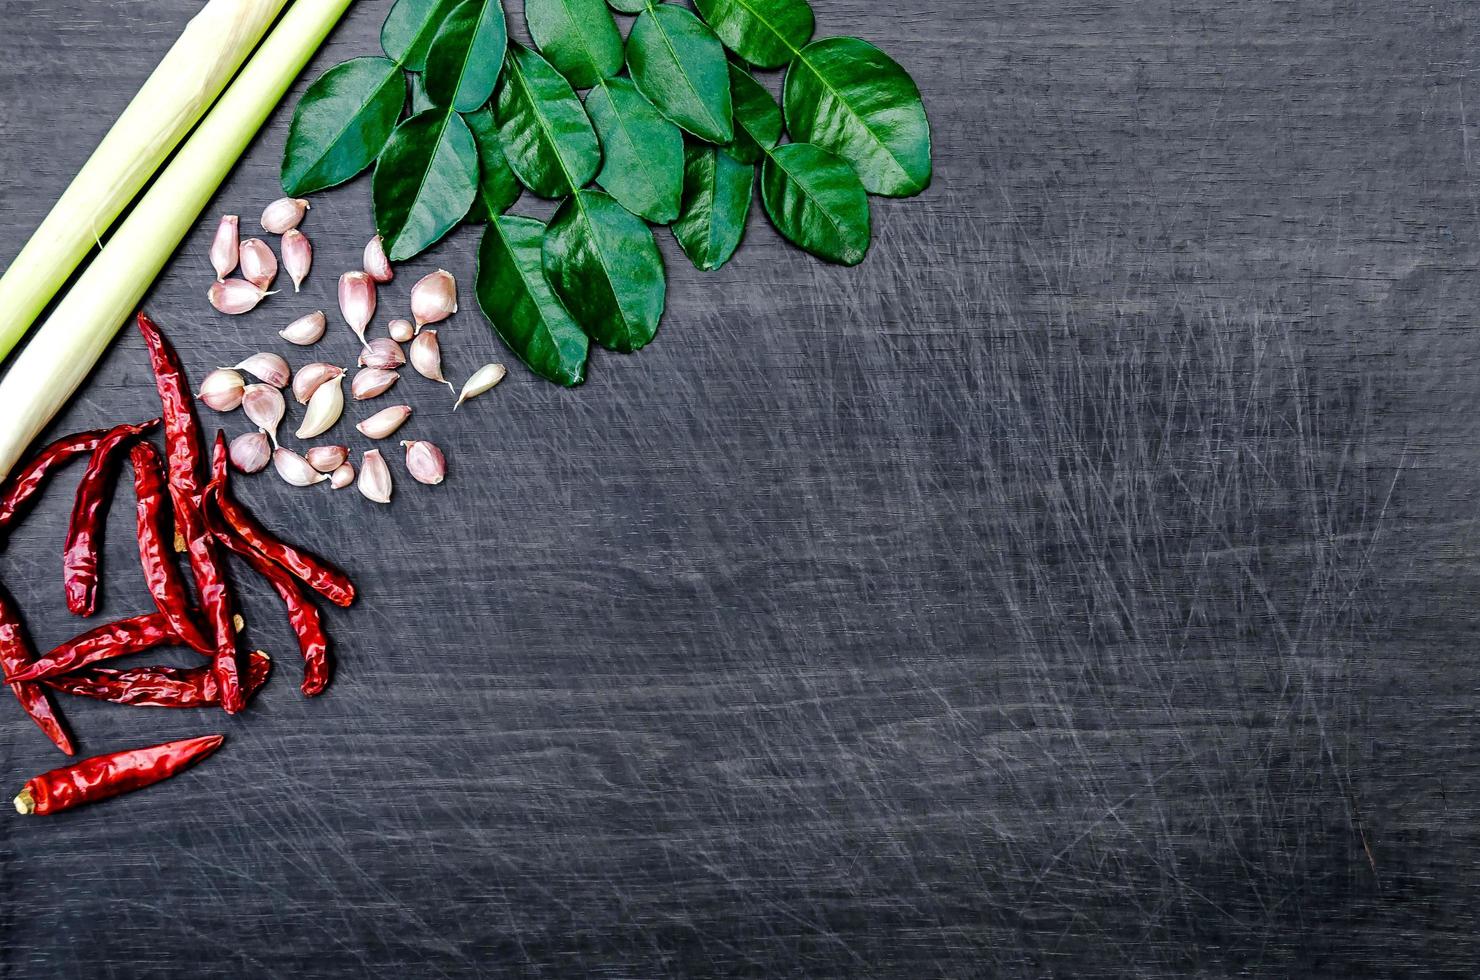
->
(0, 0, 356, 481)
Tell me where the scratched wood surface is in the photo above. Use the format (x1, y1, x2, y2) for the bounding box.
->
(0, 0, 1475, 975)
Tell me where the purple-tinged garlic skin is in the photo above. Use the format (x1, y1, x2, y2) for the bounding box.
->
(210, 215, 239, 281)
(242, 384, 286, 446)
(387, 318, 415, 343)
(358, 337, 405, 370)
(338, 271, 376, 348)
(305, 445, 349, 473)
(238, 238, 278, 290)
(208, 279, 271, 315)
(280, 310, 327, 346)
(197, 369, 246, 412)
(363, 235, 394, 283)
(454, 363, 506, 409)
(357, 450, 392, 503)
(329, 463, 355, 489)
(291, 362, 344, 405)
(229, 431, 271, 474)
(402, 440, 446, 485)
(274, 448, 329, 487)
(351, 367, 399, 400)
(409, 330, 454, 389)
(410, 270, 457, 328)
(232, 352, 290, 388)
(282, 229, 312, 291)
(261, 197, 309, 234)
(356, 404, 412, 439)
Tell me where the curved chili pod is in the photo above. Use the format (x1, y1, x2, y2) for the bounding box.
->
(137, 313, 207, 500)
(63, 418, 161, 616)
(212, 488, 355, 608)
(14, 734, 224, 815)
(129, 442, 210, 653)
(0, 585, 74, 755)
(0, 429, 106, 534)
(8, 612, 178, 684)
(44, 651, 271, 708)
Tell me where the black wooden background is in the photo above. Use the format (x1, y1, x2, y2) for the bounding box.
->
(1, 0, 1474, 976)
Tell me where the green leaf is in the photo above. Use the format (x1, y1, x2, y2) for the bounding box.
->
(692, 0, 813, 69)
(627, 4, 733, 143)
(724, 62, 781, 165)
(476, 216, 589, 386)
(783, 36, 931, 197)
(424, 0, 507, 112)
(759, 142, 869, 266)
(526, 0, 624, 89)
(382, 0, 464, 71)
(372, 110, 480, 260)
(281, 58, 406, 196)
(493, 43, 601, 199)
(607, 0, 646, 11)
(408, 71, 436, 113)
(673, 145, 753, 271)
(586, 77, 684, 223)
(543, 190, 666, 352)
(465, 108, 521, 221)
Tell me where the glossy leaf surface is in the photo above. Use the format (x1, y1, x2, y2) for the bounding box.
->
(281, 58, 406, 196)
(692, 0, 814, 69)
(424, 0, 507, 112)
(673, 145, 753, 271)
(372, 110, 479, 260)
(526, 0, 624, 89)
(627, 4, 734, 143)
(759, 141, 870, 266)
(381, 0, 464, 70)
(476, 216, 589, 386)
(587, 77, 685, 223)
(493, 43, 601, 198)
(465, 108, 521, 221)
(725, 62, 781, 165)
(543, 190, 667, 352)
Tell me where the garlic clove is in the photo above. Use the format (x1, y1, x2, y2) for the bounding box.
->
(231, 352, 290, 388)
(338, 271, 376, 348)
(291, 362, 344, 405)
(330, 462, 355, 489)
(242, 384, 286, 447)
(409, 330, 454, 390)
(402, 440, 446, 485)
(356, 404, 412, 439)
(210, 215, 239, 281)
(357, 337, 405, 370)
(351, 367, 399, 400)
(454, 363, 507, 409)
(261, 197, 309, 234)
(387, 318, 415, 343)
(363, 235, 394, 283)
(274, 448, 329, 487)
(357, 450, 392, 503)
(229, 431, 271, 474)
(208, 279, 272, 315)
(238, 238, 278, 290)
(295, 374, 344, 440)
(282, 229, 312, 292)
(197, 369, 246, 412)
(279, 310, 327, 346)
(305, 444, 349, 473)
(411, 270, 457, 328)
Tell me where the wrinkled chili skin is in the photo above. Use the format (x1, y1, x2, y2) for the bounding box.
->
(0, 429, 106, 534)
(214, 491, 355, 608)
(44, 651, 271, 708)
(129, 442, 210, 653)
(63, 419, 161, 616)
(137, 314, 243, 713)
(8, 612, 178, 684)
(0, 586, 74, 754)
(20, 734, 224, 814)
(207, 436, 330, 695)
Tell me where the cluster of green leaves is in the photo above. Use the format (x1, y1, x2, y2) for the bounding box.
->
(281, 0, 930, 386)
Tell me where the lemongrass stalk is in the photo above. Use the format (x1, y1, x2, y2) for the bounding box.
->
(0, 0, 288, 361)
(0, 0, 355, 481)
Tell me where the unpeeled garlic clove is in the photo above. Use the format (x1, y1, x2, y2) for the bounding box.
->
(410, 270, 457, 328)
(330, 462, 355, 489)
(242, 384, 286, 446)
(292, 362, 343, 405)
(454, 362, 506, 409)
(305, 445, 348, 473)
(209, 279, 272, 315)
(357, 449, 392, 503)
(261, 197, 309, 234)
(197, 369, 246, 411)
(409, 330, 454, 390)
(210, 214, 238, 281)
(388, 318, 415, 343)
(295, 374, 344, 439)
(280, 310, 327, 346)
(231, 352, 290, 388)
(229, 431, 271, 473)
(356, 404, 412, 439)
(402, 440, 446, 485)
(351, 367, 399, 400)
(363, 235, 394, 283)
(358, 337, 405, 370)
(282, 229, 312, 291)
(338, 271, 376, 348)
(238, 238, 277, 290)
(274, 448, 329, 487)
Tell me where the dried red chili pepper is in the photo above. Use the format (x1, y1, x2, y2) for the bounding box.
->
(206, 435, 330, 695)
(137, 313, 243, 713)
(44, 651, 271, 708)
(62, 418, 160, 616)
(0, 585, 74, 754)
(129, 441, 211, 653)
(7, 612, 179, 684)
(212, 487, 355, 608)
(0, 429, 106, 534)
(13, 734, 224, 815)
